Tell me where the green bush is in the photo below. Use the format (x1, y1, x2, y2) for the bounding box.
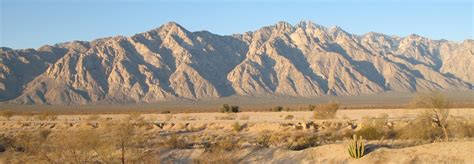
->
(221, 104, 240, 113)
(273, 106, 283, 112)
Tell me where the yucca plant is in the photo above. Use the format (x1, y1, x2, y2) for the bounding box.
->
(348, 134, 365, 159)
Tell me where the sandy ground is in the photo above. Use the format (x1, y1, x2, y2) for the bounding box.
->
(160, 141, 474, 163)
(3, 108, 473, 123)
(1, 108, 473, 163)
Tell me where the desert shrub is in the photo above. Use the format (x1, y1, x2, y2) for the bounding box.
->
(272, 106, 283, 112)
(269, 131, 291, 147)
(308, 105, 316, 111)
(286, 132, 319, 150)
(48, 129, 113, 163)
(285, 115, 294, 120)
(11, 130, 45, 153)
(397, 117, 443, 140)
(317, 124, 354, 143)
(232, 122, 244, 132)
(313, 102, 340, 119)
(3, 118, 153, 163)
(38, 129, 52, 139)
(161, 110, 171, 114)
(221, 104, 230, 113)
(409, 91, 451, 141)
(106, 118, 151, 163)
(231, 106, 240, 113)
(194, 141, 238, 164)
(0, 110, 15, 120)
(213, 136, 239, 152)
(126, 113, 148, 127)
(8, 129, 109, 162)
(256, 132, 272, 148)
(239, 115, 250, 120)
(356, 114, 394, 140)
(447, 117, 474, 138)
(356, 126, 384, 140)
(221, 104, 240, 113)
(0, 134, 16, 152)
(164, 134, 190, 149)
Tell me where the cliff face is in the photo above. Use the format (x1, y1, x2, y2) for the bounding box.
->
(1, 21, 472, 105)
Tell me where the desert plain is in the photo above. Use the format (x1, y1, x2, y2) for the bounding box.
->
(1, 100, 473, 163)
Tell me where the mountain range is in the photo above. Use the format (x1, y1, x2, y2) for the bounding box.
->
(1, 21, 473, 105)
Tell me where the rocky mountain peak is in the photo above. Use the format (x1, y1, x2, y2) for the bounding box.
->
(296, 20, 327, 31)
(1, 21, 472, 105)
(0, 47, 13, 52)
(274, 21, 294, 32)
(160, 21, 187, 32)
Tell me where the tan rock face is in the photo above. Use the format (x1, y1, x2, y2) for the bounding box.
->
(0, 21, 472, 104)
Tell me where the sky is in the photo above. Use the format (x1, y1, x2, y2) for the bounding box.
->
(0, 0, 472, 49)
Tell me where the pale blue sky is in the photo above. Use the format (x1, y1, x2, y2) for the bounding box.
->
(1, 0, 472, 49)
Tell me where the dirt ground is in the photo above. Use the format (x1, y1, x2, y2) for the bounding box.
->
(160, 141, 474, 163)
(1, 108, 473, 163)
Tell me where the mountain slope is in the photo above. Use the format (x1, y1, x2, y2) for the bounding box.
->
(0, 21, 472, 105)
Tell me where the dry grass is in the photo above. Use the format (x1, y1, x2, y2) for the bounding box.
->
(211, 135, 240, 152)
(232, 122, 244, 132)
(164, 114, 174, 121)
(34, 112, 58, 121)
(215, 113, 237, 120)
(356, 114, 394, 140)
(405, 91, 457, 141)
(285, 132, 319, 150)
(164, 134, 190, 149)
(180, 115, 197, 121)
(449, 117, 474, 138)
(1, 96, 474, 163)
(86, 115, 101, 121)
(239, 115, 250, 120)
(0, 110, 14, 121)
(255, 131, 272, 148)
(1, 116, 156, 163)
(312, 102, 340, 119)
(284, 115, 294, 120)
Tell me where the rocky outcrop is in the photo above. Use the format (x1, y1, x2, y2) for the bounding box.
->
(0, 21, 472, 105)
